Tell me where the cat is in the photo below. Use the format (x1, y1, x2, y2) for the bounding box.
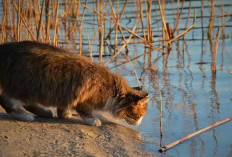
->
(0, 41, 149, 126)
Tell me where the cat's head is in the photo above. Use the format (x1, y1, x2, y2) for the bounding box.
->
(115, 90, 149, 125)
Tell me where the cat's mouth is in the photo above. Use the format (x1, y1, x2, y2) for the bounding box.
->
(125, 117, 142, 125)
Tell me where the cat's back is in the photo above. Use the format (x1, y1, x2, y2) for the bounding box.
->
(0, 41, 110, 78)
(0, 41, 65, 54)
(0, 41, 96, 68)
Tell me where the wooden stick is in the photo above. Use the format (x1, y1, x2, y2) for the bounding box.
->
(159, 117, 232, 152)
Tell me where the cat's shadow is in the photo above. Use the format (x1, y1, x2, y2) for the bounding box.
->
(0, 112, 118, 126)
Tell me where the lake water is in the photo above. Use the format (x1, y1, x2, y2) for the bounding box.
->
(0, 0, 232, 156)
(105, 1, 232, 156)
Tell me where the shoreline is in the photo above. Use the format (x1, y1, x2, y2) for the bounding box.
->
(0, 106, 154, 156)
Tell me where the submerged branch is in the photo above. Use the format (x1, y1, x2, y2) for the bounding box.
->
(159, 116, 232, 152)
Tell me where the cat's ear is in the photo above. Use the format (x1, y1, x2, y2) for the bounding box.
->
(138, 96, 149, 104)
(132, 91, 149, 106)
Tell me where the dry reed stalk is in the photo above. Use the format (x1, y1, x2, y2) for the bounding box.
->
(28, 0, 33, 40)
(86, 30, 93, 61)
(12, 0, 16, 40)
(98, 0, 104, 63)
(53, 0, 59, 46)
(45, 0, 51, 43)
(82, 3, 163, 53)
(185, 1, 191, 29)
(118, 0, 129, 54)
(114, 0, 119, 55)
(17, 0, 21, 41)
(0, 0, 7, 43)
(37, 0, 45, 41)
(8, 0, 14, 41)
(104, 19, 138, 65)
(137, 0, 147, 43)
(12, 1, 36, 41)
(159, 83, 163, 140)
(107, 0, 118, 54)
(24, 1, 28, 39)
(210, 28, 220, 71)
(107, 0, 129, 54)
(63, 0, 68, 40)
(34, 0, 40, 33)
(220, 1, 225, 70)
(220, 1, 225, 38)
(79, 0, 88, 55)
(166, 23, 173, 39)
(119, 0, 128, 20)
(158, 0, 170, 44)
(69, 1, 80, 36)
(159, 10, 196, 48)
(146, 0, 153, 43)
(173, 0, 184, 35)
(159, 117, 232, 152)
(79, 28, 83, 55)
(208, 0, 215, 40)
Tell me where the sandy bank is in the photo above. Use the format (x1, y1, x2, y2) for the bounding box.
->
(0, 107, 154, 157)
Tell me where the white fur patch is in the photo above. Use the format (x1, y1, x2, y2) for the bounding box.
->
(9, 98, 25, 109)
(135, 117, 143, 125)
(92, 111, 128, 126)
(8, 98, 35, 121)
(83, 117, 102, 126)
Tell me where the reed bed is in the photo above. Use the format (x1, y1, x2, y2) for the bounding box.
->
(0, 0, 198, 59)
(0, 0, 227, 82)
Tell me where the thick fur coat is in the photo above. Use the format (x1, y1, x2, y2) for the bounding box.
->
(0, 41, 149, 126)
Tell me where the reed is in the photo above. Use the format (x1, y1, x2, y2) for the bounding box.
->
(158, 0, 170, 45)
(138, 0, 146, 44)
(86, 30, 93, 61)
(98, 0, 104, 63)
(0, 0, 7, 43)
(208, 0, 219, 71)
(208, 0, 215, 40)
(45, 0, 51, 43)
(37, 0, 45, 41)
(209, 28, 220, 71)
(0, 0, 213, 69)
(17, 0, 21, 41)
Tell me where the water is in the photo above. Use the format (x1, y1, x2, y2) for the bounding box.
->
(106, 1, 232, 156)
(0, 0, 232, 156)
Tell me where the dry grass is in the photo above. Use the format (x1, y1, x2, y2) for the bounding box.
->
(0, 0, 223, 72)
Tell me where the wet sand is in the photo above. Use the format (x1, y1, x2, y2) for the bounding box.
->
(0, 106, 154, 157)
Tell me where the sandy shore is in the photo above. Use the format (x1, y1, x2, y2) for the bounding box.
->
(0, 106, 154, 157)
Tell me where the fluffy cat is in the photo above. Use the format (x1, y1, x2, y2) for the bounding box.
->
(0, 41, 149, 126)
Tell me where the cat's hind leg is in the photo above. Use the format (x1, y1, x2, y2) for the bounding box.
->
(24, 104, 53, 118)
(0, 95, 14, 113)
(1, 96, 34, 121)
(57, 107, 72, 119)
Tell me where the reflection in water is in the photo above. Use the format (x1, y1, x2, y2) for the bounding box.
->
(210, 71, 220, 157)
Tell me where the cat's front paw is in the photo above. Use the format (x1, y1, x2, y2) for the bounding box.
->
(83, 118, 102, 126)
(92, 119, 102, 126)
(11, 113, 35, 121)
